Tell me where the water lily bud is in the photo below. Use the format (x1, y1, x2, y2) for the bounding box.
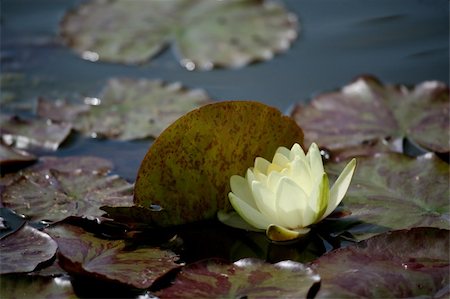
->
(222, 143, 356, 242)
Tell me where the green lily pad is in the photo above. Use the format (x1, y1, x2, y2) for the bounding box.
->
(134, 101, 304, 226)
(1, 156, 133, 222)
(0, 115, 72, 150)
(38, 78, 211, 140)
(291, 76, 449, 160)
(0, 225, 57, 274)
(157, 258, 320, 298)
(0, 275, 77, 299)
(326, 153, 449, 240)
(311, 227, 450, 298)
(60, 0, 297, 70)
(46, 223, 181, 289)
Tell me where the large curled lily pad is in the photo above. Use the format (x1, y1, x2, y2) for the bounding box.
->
(311, 228, 450, 298)
(291, 76, 449, 160)
(157, 258, 320, 298)
(0, 275, 76, 299)
(134, 101, 304, 226)
(60, 0, 297, 70)
(1, 156, 132, 222)
(0, 225, 57, 274)
(326, 153, 449, 239)
(38, 78, 211, 140)
(46, 223, 181, 289)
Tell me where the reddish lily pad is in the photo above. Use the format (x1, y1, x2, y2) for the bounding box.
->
(0, 275, 76, 299)
(134, 101, 304, 226)
(0, 115, 72, 150)
(1, 156, 132, 222)
(0, 143, 36, 168)
(326, 153, 449, 240)
(38, 78, 211, 140)
(311, 227, 450, 298)
(46, 223, 181, 289)
(0, 225, 57, 274)
(60, 0, 297, 70)
(291, 76, 449, 160)
(157, 258, 320, 298)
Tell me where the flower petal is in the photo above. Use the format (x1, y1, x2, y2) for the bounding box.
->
(217, 210, 263, 232)
(229, 192, 271, 230)
(289, 143, 306, 161)
(275, 177, 311, 228)
(270, 152, 290, 170)
(251, 181, 279, 224)
(321, 158, 357, 220)
(290, 158, 312, 195)
(275, 145, 291, 158)
(254, 157, 270, 174)
(230, 175, 257, 209)
(309, 173, 329, 224)
(307, 143, 324, 184)
(266, 224, 310, 242)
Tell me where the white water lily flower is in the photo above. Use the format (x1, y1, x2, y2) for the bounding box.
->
(223, 143, 356, 241)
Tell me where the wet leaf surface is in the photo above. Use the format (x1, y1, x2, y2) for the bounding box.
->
(0, 225, 57, 274)
(0, 208, 27, 239)
(38, 78, 211, 140)
(46, 223, 181, 289)
(0, 143, 36, 169)
(1, 156, 132, 222)
(311, 227, 450, 298)
(326, 153, 449, 240)
(0, 275, 77, 299)
(157, 258, 320, 298)
(60, 0, 297, 69)
(291, 76, 449, 161)
(0, 115, 72, 150)
(134, 101, 304, 226)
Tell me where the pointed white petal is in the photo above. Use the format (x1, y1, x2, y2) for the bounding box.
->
(230, 175, 257, 209)
(266, 224, 310, 242)
(309, 173, 329, 223)
(289, 143, 306, 161)
(267, 170, 285, 193)
(254, 157, 270, 174)
(271, 152, 290, 169)
(229, 193, 271, 230)
(290, 158, 313, 195)
(251, 181, 279, 224)
(275, 146, 291, 158)
(275, 177, 309, 228)
(307, 143, 324, 184)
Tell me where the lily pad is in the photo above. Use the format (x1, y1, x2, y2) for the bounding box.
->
(0, 225, 58, 274)
(134, 101, 304, 226)
(326, 153, 449, 240)
(38, 78, 211, 140)
(60, 0, 297, 70)
(291, 76, 449, 160)
(311, 227, 450, 298)
(46, 223, 181, 289)
(0, 115, 72, 150)
(157, 258, 319, 298)
(0, 275, 77, 299)
(0, 143, 36, 168)
(1, 156, 133, 222)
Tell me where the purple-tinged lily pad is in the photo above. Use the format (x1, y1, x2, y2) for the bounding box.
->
(0, 115, 72, 150)
(0, 275, 77, 299)
(60, 0, 297, 70)
(326, 153, 449, 240)
(1, 167, 133, 222)
(46, 223, 181, 289)
(0, 143, 36, 168)
(311, 227, 450, 298)
(157, 258, 320, 298)
(134, 101, 304, 226)
(0, 225, 57, 274)
(38, 78, 211, 140)
(291, 76, 449, 160)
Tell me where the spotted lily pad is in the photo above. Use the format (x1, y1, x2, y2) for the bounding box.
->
(326, 153, 449, 240)
(0, 115, 72, 150)
(311, 228, 450, 298)
(0, 225, 57, 274)
(0, 275, 76, 299)
(1, 156, 132, 222)
(46, 223, 181, 289)
(134, 101, 304, 226)
(38, 78, 211, 140)
(60, 0, 297, 70)
(157, 258, 319, 298)
(291, 76, 449, 160)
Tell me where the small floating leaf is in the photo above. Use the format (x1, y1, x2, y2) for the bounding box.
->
(0, 225, 57, 274)
(46, 223, 181, 289)
(0, 275, 76, 299)
(134, 101, 304, 226)
(157, 258, 320, 298)
(60, 0, 297, 69)
(291, 76, 449, 160)
(0, 143, 36, 169)
(311, 228, 450, 298)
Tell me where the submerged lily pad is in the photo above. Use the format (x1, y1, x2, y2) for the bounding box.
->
(46, 223, 181, 289)
(311, 227, 450, 298)
(157, 258, 320, 298)
(0, 115, 72, 150)
(60, 0, 297, 70)
(38, 78, 211, 140)
(0, 225, 57, 274)
(326, 153, 449, 239)
(134, 101, 304, 226)
(0, 275, 76, 299)
(1, 156, 132, 222)
(291, 76, 449, 160)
